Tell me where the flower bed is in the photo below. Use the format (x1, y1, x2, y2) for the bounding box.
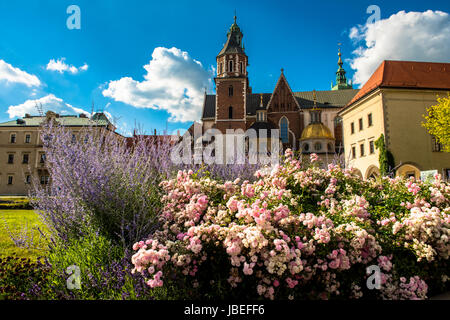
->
(131, 150, 450, 300)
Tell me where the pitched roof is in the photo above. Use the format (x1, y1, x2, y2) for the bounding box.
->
(202, 95, 216, 118)
(217, 18, 245, 56)
(201, 89, 358, 120)
(294, 90, 359, 109)
(0, 113, 111, 127)
(345, 60, 450, 107)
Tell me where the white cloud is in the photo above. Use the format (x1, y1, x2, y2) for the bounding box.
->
(7, 94, 90, 118)
(0, 59, 41, 87)
(46, 58, 89, 74)
(102, 47, 213, 123)
(349, 10, 450, 86)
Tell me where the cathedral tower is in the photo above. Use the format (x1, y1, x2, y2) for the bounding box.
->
(214, 15, 249, 132)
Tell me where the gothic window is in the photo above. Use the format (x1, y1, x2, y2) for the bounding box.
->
(229, 106, 233, 119)
(228, 86, 233, 97)
(280, 117, 288, 143)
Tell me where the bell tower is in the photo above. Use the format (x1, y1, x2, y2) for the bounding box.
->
(214, 15, 249, 132)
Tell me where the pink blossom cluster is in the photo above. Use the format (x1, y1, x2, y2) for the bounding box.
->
(131, 149, 450, 300)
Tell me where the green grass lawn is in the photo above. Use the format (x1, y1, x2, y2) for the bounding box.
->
(0, 209, 49, 260)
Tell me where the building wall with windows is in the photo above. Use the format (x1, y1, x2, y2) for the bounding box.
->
(0, 111, 116, 195)
(339, 90, 384, 179)
(383, 88, 450, 179)
(340, 87, 450, 180)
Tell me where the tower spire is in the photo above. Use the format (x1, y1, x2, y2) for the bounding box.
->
(331, 45, 353, 91)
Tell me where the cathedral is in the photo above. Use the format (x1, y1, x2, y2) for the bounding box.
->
(200, 16, 358, 158)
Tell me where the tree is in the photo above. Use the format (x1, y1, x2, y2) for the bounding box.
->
(422, 94, 450, 152)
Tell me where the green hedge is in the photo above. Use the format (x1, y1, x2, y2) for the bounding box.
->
(0, 198, 32, 210)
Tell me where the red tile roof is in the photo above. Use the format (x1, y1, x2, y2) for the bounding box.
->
(345, 60, 450, 108)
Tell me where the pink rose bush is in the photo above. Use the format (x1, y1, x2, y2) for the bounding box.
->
(132, 150, 450, 300)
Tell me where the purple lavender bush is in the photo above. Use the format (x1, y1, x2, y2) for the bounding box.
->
(30, 123, 168, 249)
(24, 122, 263, 299)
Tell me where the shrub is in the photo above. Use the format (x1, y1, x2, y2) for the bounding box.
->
(0, 198, 32, 210)
(131, 150, 450, 300)
(30, 124, 166, 249)
(0, 256, 51, 300)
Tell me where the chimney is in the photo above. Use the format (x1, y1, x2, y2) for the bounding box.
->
(177, 130, 180, 137)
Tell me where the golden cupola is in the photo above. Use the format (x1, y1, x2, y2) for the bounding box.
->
(299, 89, 335, 154)
(300, 122, 334, 140)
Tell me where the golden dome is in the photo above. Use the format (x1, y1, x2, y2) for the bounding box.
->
(300, 123, 334, 140)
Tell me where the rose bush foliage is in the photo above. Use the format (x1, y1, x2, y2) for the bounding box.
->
(131, 150, 450, 300)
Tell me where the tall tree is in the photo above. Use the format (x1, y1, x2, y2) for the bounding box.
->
(422, 94, 450, 152)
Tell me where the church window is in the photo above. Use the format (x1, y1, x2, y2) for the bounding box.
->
(228, 86, 233, 97)
(280, 117, 288, 143)
(239, 62, 243, 74)
(229, 106, 233, 119)
(303, 143, 309, 151)
(228, 60, 234, 72)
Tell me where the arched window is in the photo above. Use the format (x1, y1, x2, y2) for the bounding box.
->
(228, 60, 234, 72)
(219, 63, 222, 74)
(228, 106, 233, 119)
(280, 117, 288, 143)
(228, 86, 233, 97)
(239, 62, 243, 74)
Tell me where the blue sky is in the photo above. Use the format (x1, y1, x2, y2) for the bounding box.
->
(1, 0, 450, 136)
